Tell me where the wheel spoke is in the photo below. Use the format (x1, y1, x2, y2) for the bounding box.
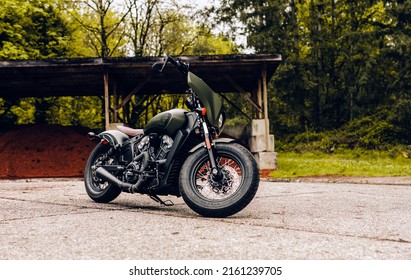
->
(194, 155, 243, 201)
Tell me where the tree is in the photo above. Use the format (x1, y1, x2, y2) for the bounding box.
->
(0, 0, 71, 59)
(217, 0, 410, 144)
(0, 0, 73, 128)
(382, 0, 411, 141)
(68, 0, 130, 58)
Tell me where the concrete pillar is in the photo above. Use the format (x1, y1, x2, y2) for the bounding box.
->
(249, 119, 277, 169)
(248, 64, 278, 170)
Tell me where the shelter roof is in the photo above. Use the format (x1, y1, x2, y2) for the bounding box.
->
(0, 54, 282, 99)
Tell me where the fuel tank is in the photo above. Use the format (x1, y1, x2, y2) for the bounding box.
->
(144, 109, 188, 136)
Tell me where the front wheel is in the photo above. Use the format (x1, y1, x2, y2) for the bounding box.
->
(179, 143, 259, 218)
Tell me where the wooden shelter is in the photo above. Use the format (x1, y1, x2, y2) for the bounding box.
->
(0, 54, 282, 167)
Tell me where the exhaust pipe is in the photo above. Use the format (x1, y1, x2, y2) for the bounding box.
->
(95, 167, 133, 192)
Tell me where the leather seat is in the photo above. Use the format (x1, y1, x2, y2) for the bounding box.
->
(116, 125, 144, 137)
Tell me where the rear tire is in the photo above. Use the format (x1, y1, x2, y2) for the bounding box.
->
(179, 143, 259, 217)
(84, 143, 121, 203)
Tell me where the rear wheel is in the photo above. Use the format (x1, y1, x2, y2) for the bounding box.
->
(179, 143, 259, 217)
(84, 143, 121, 203)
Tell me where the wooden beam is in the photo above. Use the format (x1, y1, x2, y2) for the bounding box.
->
(257, 79, 263, 119)
(217, 93, 252, 121)
(115, 75, 152, 111)
(225, 75, 263, 113)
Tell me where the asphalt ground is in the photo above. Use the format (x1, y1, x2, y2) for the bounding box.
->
(0, 178, 410, 260)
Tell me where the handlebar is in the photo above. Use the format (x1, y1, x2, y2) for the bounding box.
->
(164, 55, 178, 66)
(166, 55, 189, 75)
(152, 55, 189, 75)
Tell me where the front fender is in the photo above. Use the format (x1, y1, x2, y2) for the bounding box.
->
(188, 137, 236, 154)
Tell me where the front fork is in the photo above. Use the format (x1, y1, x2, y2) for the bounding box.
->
(201, 121, 222, 179)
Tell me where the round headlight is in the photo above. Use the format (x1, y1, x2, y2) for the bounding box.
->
(218, 113, 225, 130)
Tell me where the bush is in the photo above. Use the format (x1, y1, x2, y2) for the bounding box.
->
(276, 115, 404, 152)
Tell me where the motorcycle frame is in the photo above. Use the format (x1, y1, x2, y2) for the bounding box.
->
(93, 110, 234, 196)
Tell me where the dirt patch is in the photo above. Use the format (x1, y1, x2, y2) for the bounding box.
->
(0, 125, 95, 179)
(260, 169, 275, 179)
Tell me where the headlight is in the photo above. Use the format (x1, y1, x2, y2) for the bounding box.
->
(217, 112, 226, 134)
(218, 114, 224, 129)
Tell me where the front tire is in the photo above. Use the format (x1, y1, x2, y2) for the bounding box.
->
(84, 143, 121, 203)
(179, 143, 259, 217)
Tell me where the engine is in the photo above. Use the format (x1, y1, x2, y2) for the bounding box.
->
(124, 134, 173, 184)
(156, 134, 173, 160)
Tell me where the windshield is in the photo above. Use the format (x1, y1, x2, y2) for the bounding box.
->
(187, 72, 223, 127)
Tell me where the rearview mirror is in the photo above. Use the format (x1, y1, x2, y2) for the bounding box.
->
(151, 62, 164, 73)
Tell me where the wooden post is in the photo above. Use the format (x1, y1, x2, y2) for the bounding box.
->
(257, 79, 263, 119)
(104, 70, 110, 130)
(262, 63, 269, 151)
(113, 80, 118, 123)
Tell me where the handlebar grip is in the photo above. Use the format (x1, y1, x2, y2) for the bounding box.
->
(165, 55, 188, 75)
(166, 55, 178, 66)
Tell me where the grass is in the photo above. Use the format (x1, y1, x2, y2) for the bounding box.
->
(269, 149, 411, 178)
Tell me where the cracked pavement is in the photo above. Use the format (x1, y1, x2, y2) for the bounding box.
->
(0, 178, 410, 259)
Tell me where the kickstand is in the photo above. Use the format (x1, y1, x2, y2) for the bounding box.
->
(149, 194, 174, 206)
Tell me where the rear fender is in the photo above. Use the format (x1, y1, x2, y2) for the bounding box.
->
(97, 130, 133, 162)
(98, 130, 129, 146)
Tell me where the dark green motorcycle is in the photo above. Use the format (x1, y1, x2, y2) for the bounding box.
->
(84, 55, 259, 218)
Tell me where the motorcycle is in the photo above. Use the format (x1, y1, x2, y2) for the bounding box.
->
(84, 55, 260, 217)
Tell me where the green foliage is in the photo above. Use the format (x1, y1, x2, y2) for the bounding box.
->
(0, 0, 104, 128)
(225, 116, 249, 127)
(46, 96, 103, 128)
(1, 96, 102, 129)
(218, 0, 411, 147)
(184, 31, 238, 55)
(9, 98, 36, 125)
(66, 0, 129, 58)
(0, 0, 71, 59)
(277, 115, 404, 153)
